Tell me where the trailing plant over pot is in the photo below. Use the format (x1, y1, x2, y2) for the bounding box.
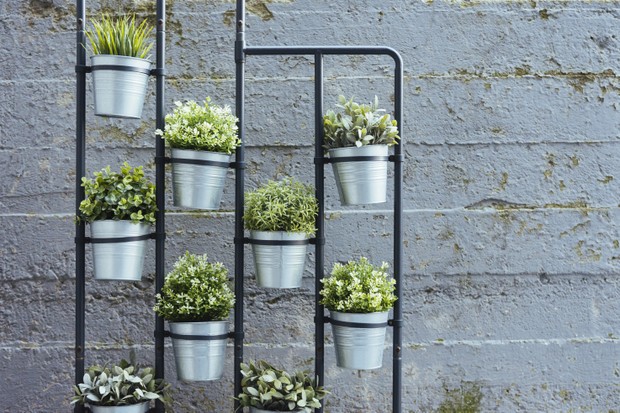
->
(155, 98, 240, 210)
(237, 360, 327, 413)
(320, 257, 397, 370)
(154, 252, 235, 381)
(79, 163, 156, 281)
(85, 14, 154, 118)
(71, 359, 169, 412)
(322, 95, 400, 205)
(244, 178, 318, 288)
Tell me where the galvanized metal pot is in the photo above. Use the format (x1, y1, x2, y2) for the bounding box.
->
(170, 320, 228, 381)
(250, 408, 303, 413)
(330, 310, 389, 370)
(89, 402, 149, 413)
(328, 144, 388, 205)
(91, 55, 151, 119)
(171, 148, 231, 210)
(90, 220, 150, 281)
(250, 231, 308, 289)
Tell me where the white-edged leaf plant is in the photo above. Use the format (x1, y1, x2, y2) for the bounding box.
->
(237, 360, 328, 412)
(320, 257, 397, 313)
(153, 251, 235, 322)
(78, 162, 157, 225)
(323, 95, 400, 150)
(244, 178, 318, 237)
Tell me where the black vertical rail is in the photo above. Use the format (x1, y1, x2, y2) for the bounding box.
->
(233, 0, 246, 409)
(154, 1, 167, 413)
(74, 1, 86, 412)
(392, 53, 404, 413)
(313, 51, 326, 413)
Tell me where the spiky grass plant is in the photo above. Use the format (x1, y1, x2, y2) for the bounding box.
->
(86, 14, 154, 59)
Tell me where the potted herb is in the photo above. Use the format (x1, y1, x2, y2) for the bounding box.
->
(153, 252, 234, 381)
(79, 163, 156, 281)
(237, 360, 327, 413)
(244, 178, 318, 288)
(323, 95, 400, 205)
(320, 257, 397, 370)
(86, 14, 154, 118)
(71, 359, 169, 413)
(156, 98, 240, 210)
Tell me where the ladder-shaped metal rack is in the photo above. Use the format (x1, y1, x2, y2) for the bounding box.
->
(74, 0, 403, 412)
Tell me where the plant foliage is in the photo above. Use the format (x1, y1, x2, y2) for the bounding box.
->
(323, 95, 400, 149)
(320, 257, 397, 313)
(244, 178, 318, 236)
(237, 360, 328, 412)
(71, 359, 169, 407)
(86, 14, 154, 59)
(153, 252, 235, 322)
(79, 163, 157, 224)
(156, 98, 240, 154)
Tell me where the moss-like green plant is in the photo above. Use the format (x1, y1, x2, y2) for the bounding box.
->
(320, 257, 397, 313)
(71, 359, 169, 407)
(78, 163, 157, 224)
(156, 98, 240, 154)
(244, 178, 318, 236)
(153, 252, 235, 322)
(237, 360, 328, 412)
(323, 95, 400, 149)
(86, 14, 154, 59)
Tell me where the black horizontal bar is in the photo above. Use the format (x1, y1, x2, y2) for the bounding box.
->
(90, 64, 152, 75)
(169, 157, 231, 168)
(244, 45, 401, 60)
(84, 233, 154, 244)
(75, 65, 92, 74)
(168, 332, 230, 341)
(388, 319, 403, 328)
(150, 68, 167, 76)
(247, 237, 311, 246)
(230, 161, 246, 170)
(326, 155, 389, 164)
(326, 317, 388, 329)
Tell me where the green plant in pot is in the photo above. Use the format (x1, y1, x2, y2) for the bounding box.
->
(237, 360, 328, 413)
(71, 359, 169, 413)
(244, 178, 318, 288)
(320, 257, 397, 370)
(156, 98, 240, 210)
(78, 162, 156, 281)
(153, 251, 234, 381)
(86, 14, 154, 118)
(323, 95, 400, 205)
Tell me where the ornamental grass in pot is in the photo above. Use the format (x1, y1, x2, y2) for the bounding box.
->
(156, 98, 240, 210)
(153, 252, 235, 381)
(71, 359, 169, 413)
(86, 14, 154, 118)
(244, 178, 318, 289)
(323, 95, 400, 205)
(320, 257, 397, 370)
(78, 163, 156, 281)
(237, 360, 327, 413)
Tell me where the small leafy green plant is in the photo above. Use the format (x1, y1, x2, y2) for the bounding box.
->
(153, 252, 235, 322)
(71, 359, 169, 407)
(156, 98, 240, 154)
(320, 257, 397, 313)
(79, 162, 157, 224)
(323, 95, 400, 149)
(238, 360, 328, 412)
(86, 14, 154, 59)
(244, 178, 318, 236)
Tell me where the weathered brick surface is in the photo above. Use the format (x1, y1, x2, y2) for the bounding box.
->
(1, 0, 620, 411)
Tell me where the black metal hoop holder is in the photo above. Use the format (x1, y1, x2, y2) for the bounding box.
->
(74, 1, 403, 412)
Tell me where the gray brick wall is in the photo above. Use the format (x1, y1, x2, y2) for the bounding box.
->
(1, 0, 620, 411)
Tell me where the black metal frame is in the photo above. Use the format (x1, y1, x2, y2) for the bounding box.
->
(76, 0, 402, 411)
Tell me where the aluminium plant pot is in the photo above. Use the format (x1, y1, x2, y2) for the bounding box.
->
(171, 148, 231, 210)
(90, 220, 150, 281)
(250, 230, 309, 289)
(330, 310, 389, 370)
(91, 55, 151, 119)
(89, 402, 150, 413)
(169, 320, 228, 381)
(328, 144, 389, 206)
